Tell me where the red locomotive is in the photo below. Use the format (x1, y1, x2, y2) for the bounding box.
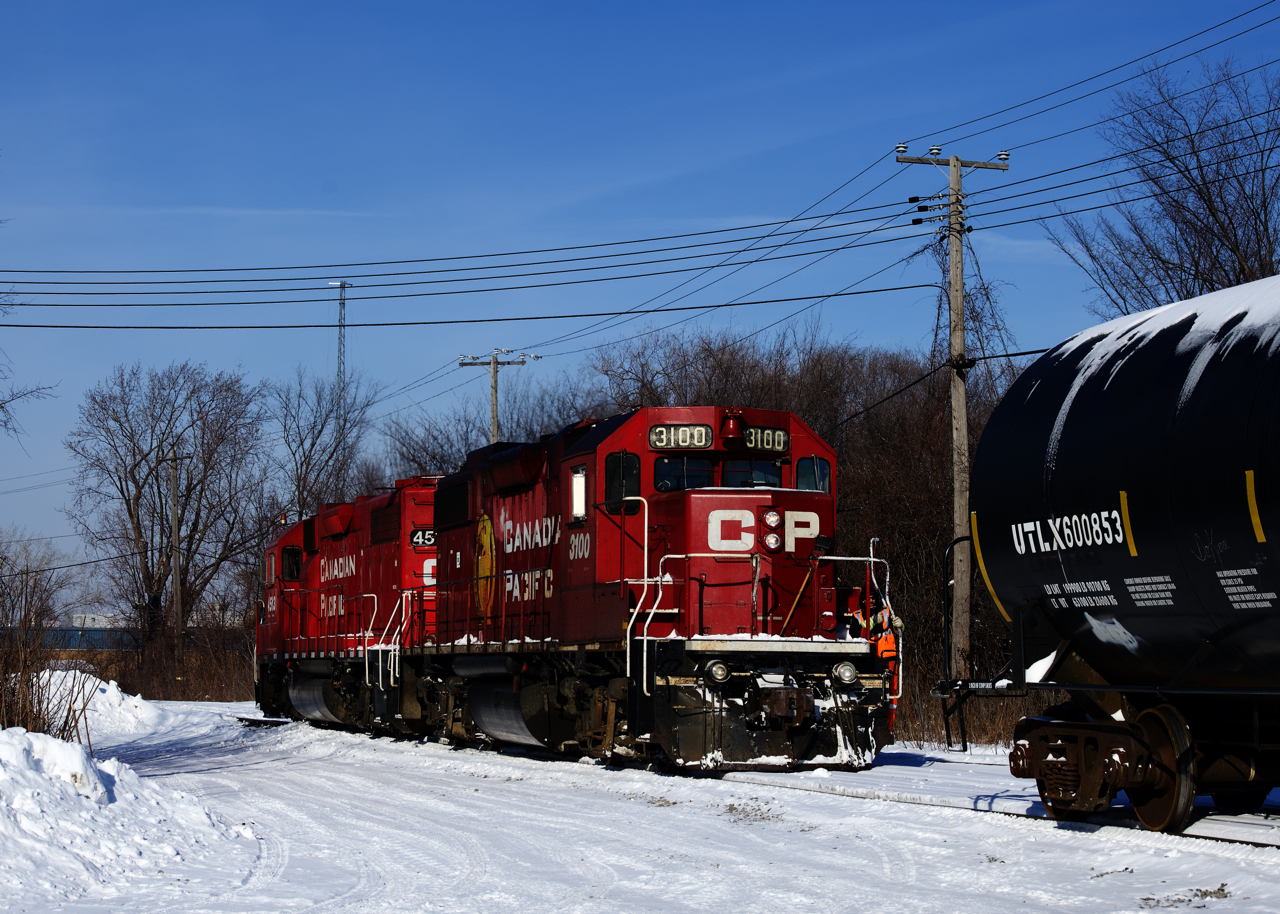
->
(256, 406, 900, 769)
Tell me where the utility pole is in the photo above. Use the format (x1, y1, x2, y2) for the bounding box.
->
(329, 281, 352, 393)
(165, 448, 192, 682)
(459, 349, 540, 444)
(896, 143, 1009, 679)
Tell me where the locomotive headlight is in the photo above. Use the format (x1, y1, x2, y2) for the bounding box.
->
(763, 532, 782, 551)
(832, 661, 858, 685)
(762, 510, 782, 529)
(706, 660, 731, 683)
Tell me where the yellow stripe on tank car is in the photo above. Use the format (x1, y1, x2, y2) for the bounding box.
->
(970, 512, 1010, 622)
(1247, 469, 1267, 543)
(1119, 490, 1138, 557)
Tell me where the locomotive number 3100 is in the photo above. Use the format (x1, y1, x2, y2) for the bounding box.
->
(649, 424, 712, 449)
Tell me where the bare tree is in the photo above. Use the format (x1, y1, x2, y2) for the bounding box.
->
(267, 367, 382, 520)
(1048, 58, 1280, 317)
(0, 292, 55, 437)
(64, 362, 268, 663)
(385, 368, 613, 475)
(0, 528, 86, 737)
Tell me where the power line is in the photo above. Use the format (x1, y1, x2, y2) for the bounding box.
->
(0, 285, 941, 331)
(825, 347, 1054, 436)
(5, 224, 930, 309)
(0, 547, 142, 576)
(969, 99, 1280, 203)
(1001, 54, 1280, 155)
(933, 7, 1280, 148)
(0, 466, 76, 483)
(0, 204, 913, 288)
(521, 167, 924, 353)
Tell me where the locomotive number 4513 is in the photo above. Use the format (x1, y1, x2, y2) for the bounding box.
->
(410, 528, 436, 547)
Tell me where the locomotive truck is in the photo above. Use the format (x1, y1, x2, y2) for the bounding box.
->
(256, 405, 900, 769)
(961, 274, 1280, 832)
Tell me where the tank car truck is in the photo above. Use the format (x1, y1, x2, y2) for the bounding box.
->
(952, 275, 1280, 832)
(256, 406, 900, 770)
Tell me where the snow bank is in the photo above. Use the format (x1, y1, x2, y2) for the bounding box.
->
(0, 681, 247, 903)
(83, 677, 181, 739)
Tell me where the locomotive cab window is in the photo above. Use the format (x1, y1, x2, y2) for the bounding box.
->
(654, 456, 714, 492)
(796, 456, 831, 493)
(604, 452, 640, 515)
(723, 458, 782, 489)
(280, 546, 304, 583)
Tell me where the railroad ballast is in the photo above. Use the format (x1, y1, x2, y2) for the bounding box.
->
(256, 406, 899, 769)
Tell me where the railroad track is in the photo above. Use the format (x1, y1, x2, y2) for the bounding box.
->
(720, 748, 1280, 849)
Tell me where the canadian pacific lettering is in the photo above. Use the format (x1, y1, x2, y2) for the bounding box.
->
(320, 555, 356, 582)
(500, 510, 562, 554)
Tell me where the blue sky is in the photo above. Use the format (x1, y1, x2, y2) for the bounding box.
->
(2, 1, 1277, 544)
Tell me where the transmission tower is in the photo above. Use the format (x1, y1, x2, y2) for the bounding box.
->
(329, 281, 352, 391)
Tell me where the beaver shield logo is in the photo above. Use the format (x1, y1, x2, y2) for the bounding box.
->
(474, 513, 496, 623)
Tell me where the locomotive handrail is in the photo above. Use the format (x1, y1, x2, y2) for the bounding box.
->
(809, 553, 903, 700)
(816, 555, 892, 603)
(349, 593, 377, 684)
(640, 552, 760, 696)
(365, 592, 407, 688)
(619, 495, 650, 681)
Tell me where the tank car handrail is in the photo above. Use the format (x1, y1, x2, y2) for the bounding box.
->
(620, 495, 650, 682)
(640, 552, 760, 696)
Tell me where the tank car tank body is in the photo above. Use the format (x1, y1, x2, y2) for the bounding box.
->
(969, 275, 1280, 831)
(256, 406, 900, 770)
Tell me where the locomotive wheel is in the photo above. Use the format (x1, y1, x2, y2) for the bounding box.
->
(1212, 789, 1271, 814)
(1129, 704, 1196, 833)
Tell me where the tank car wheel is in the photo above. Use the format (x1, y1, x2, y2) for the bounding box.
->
(1212, 789, 1271, 814)
(1129, 704, 1196, 833)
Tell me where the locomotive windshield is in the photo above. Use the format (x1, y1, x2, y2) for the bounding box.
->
(722, 458, 782, 488)
(654, 456, 714, 491)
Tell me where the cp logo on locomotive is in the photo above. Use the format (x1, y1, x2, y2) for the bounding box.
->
(706, 509, 822, 553)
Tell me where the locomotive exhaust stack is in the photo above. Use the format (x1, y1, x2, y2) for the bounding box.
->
(256, 406, 898, 771)
(961, 274, 1280, 832)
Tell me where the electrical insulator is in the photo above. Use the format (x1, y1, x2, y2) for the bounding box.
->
(895, 142, 908, 154)
(997, 150, 1010, 162)
(929, 145, 942, 157)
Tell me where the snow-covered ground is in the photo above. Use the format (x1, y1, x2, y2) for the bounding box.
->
(4, 679, 1280, 912)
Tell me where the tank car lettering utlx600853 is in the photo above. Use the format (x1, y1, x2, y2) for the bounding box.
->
(256, 406, 900, 770)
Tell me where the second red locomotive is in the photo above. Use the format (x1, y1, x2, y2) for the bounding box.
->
(256, 406, 899, 769)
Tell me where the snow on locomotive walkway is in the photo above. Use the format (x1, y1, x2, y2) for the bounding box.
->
(5, 682, 1280, 911)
